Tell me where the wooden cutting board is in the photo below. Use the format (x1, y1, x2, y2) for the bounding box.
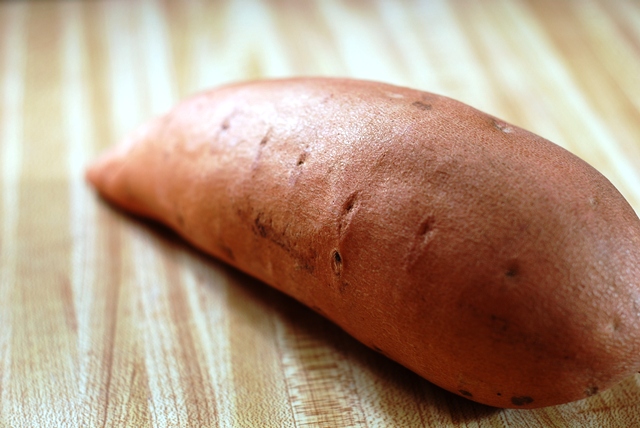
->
(1, 0, 639, 426)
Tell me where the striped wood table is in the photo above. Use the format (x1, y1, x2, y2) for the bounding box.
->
(1, 0, 639, 426)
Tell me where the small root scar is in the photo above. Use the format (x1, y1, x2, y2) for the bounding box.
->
(344, 192, 357, 213)
(404, 215, 436, 271)
(585, 385, 599, 397)
(297, 151, 307, 166)
(331, 250, 342, 275)
(220, 110, 239, 131)
(259, 127, 272, 147)
(338, 192, 358, 235)
(418, 216, 435, 236)
(505, 260, 519, 277)
(412, 101, 432, 111)
(609, 317, 622, 333)
(511, 396, 534, 406)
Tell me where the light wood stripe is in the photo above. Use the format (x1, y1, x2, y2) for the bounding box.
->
(62, 3, 101, 426)
(178, 254, 234, 427)
(0, 2, 26, 422)
(9, 3, 78, 425)
(317, 0, 403, 83)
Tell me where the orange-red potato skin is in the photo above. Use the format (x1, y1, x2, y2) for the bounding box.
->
(86, 78, 640, 408)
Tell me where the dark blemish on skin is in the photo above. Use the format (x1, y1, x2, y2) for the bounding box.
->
(497, 392, 502, 396)
(431, 169, 450, 186)
(297, 152, 307, 166)
(490, 314, 509, 333)
(249, 208, 318, 276)
(252, 128, 272, 171)
(458, 390, 473, 398)
(412, 101, 432, 111)
(259, 127, 272, 147)
(589, 197, 599, 208)
(506, 260, 519, 277)
(253, 212, 292, 252)
(176, 213, 185, 227)
(249, 208, 316, 275)
(331, 250, 342, 275)
(254, 213, 268, 238)
(296, 261, 315, 274)
(220, 244, 235, 261)
(585, 385, 599, 397)
(220, 110, 239, 132)
(511, 396, 534, 406)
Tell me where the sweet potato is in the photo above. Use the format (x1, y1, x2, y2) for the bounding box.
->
(86, 78, 640, 408)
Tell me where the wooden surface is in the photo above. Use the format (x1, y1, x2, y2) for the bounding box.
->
(1, 0, 640, 426)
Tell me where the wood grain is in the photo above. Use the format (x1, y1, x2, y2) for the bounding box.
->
(1, 0, 639, 426)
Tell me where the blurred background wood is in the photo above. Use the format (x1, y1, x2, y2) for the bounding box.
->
(1, 0, 639, 426)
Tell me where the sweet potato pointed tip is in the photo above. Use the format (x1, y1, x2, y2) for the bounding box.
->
(85, 146, 123, 192)
(85, 154, 105, 189)
(85, 120, 153, 196)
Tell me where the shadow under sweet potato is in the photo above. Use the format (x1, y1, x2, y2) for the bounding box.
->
(100, 196, 501, 423)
